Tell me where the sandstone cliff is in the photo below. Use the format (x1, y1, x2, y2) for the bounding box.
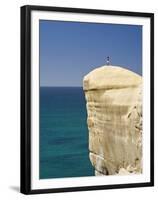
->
(83, 66, 142, 175)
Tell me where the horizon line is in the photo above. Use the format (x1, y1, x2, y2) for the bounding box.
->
(40, 86, 83, 87)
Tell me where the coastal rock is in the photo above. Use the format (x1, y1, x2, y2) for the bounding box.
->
(83, 66, 142, 175)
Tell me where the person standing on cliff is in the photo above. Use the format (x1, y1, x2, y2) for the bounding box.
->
(106, 56, 110, 65)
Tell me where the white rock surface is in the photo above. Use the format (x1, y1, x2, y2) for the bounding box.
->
(83, 66, 142, 175)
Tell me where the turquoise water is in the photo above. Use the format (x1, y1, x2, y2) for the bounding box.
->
(40, 87, 94, 179)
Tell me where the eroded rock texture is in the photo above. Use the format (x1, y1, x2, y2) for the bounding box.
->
(83, 66, 142, 176)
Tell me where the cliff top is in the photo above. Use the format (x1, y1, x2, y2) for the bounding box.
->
(83, 66, 142, 91)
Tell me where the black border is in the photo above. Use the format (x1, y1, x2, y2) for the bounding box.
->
(20, 5, 154, 195)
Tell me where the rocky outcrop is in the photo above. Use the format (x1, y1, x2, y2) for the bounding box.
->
(83, 66, 142, 175)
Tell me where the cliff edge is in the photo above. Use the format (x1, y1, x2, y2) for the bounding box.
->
(83, 66, 142, 175)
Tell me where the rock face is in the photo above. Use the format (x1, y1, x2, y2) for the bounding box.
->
(83, 66, 142, 175)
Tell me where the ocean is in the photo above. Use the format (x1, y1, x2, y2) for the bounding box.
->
(40, 87, 94, 179)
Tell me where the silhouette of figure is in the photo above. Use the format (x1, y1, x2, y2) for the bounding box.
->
(106, 56, 110, 65)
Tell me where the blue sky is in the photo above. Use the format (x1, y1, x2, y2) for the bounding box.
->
(40, 20, 142, 87)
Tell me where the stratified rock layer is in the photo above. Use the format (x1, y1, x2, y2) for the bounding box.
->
(83, 66, 142, 175)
